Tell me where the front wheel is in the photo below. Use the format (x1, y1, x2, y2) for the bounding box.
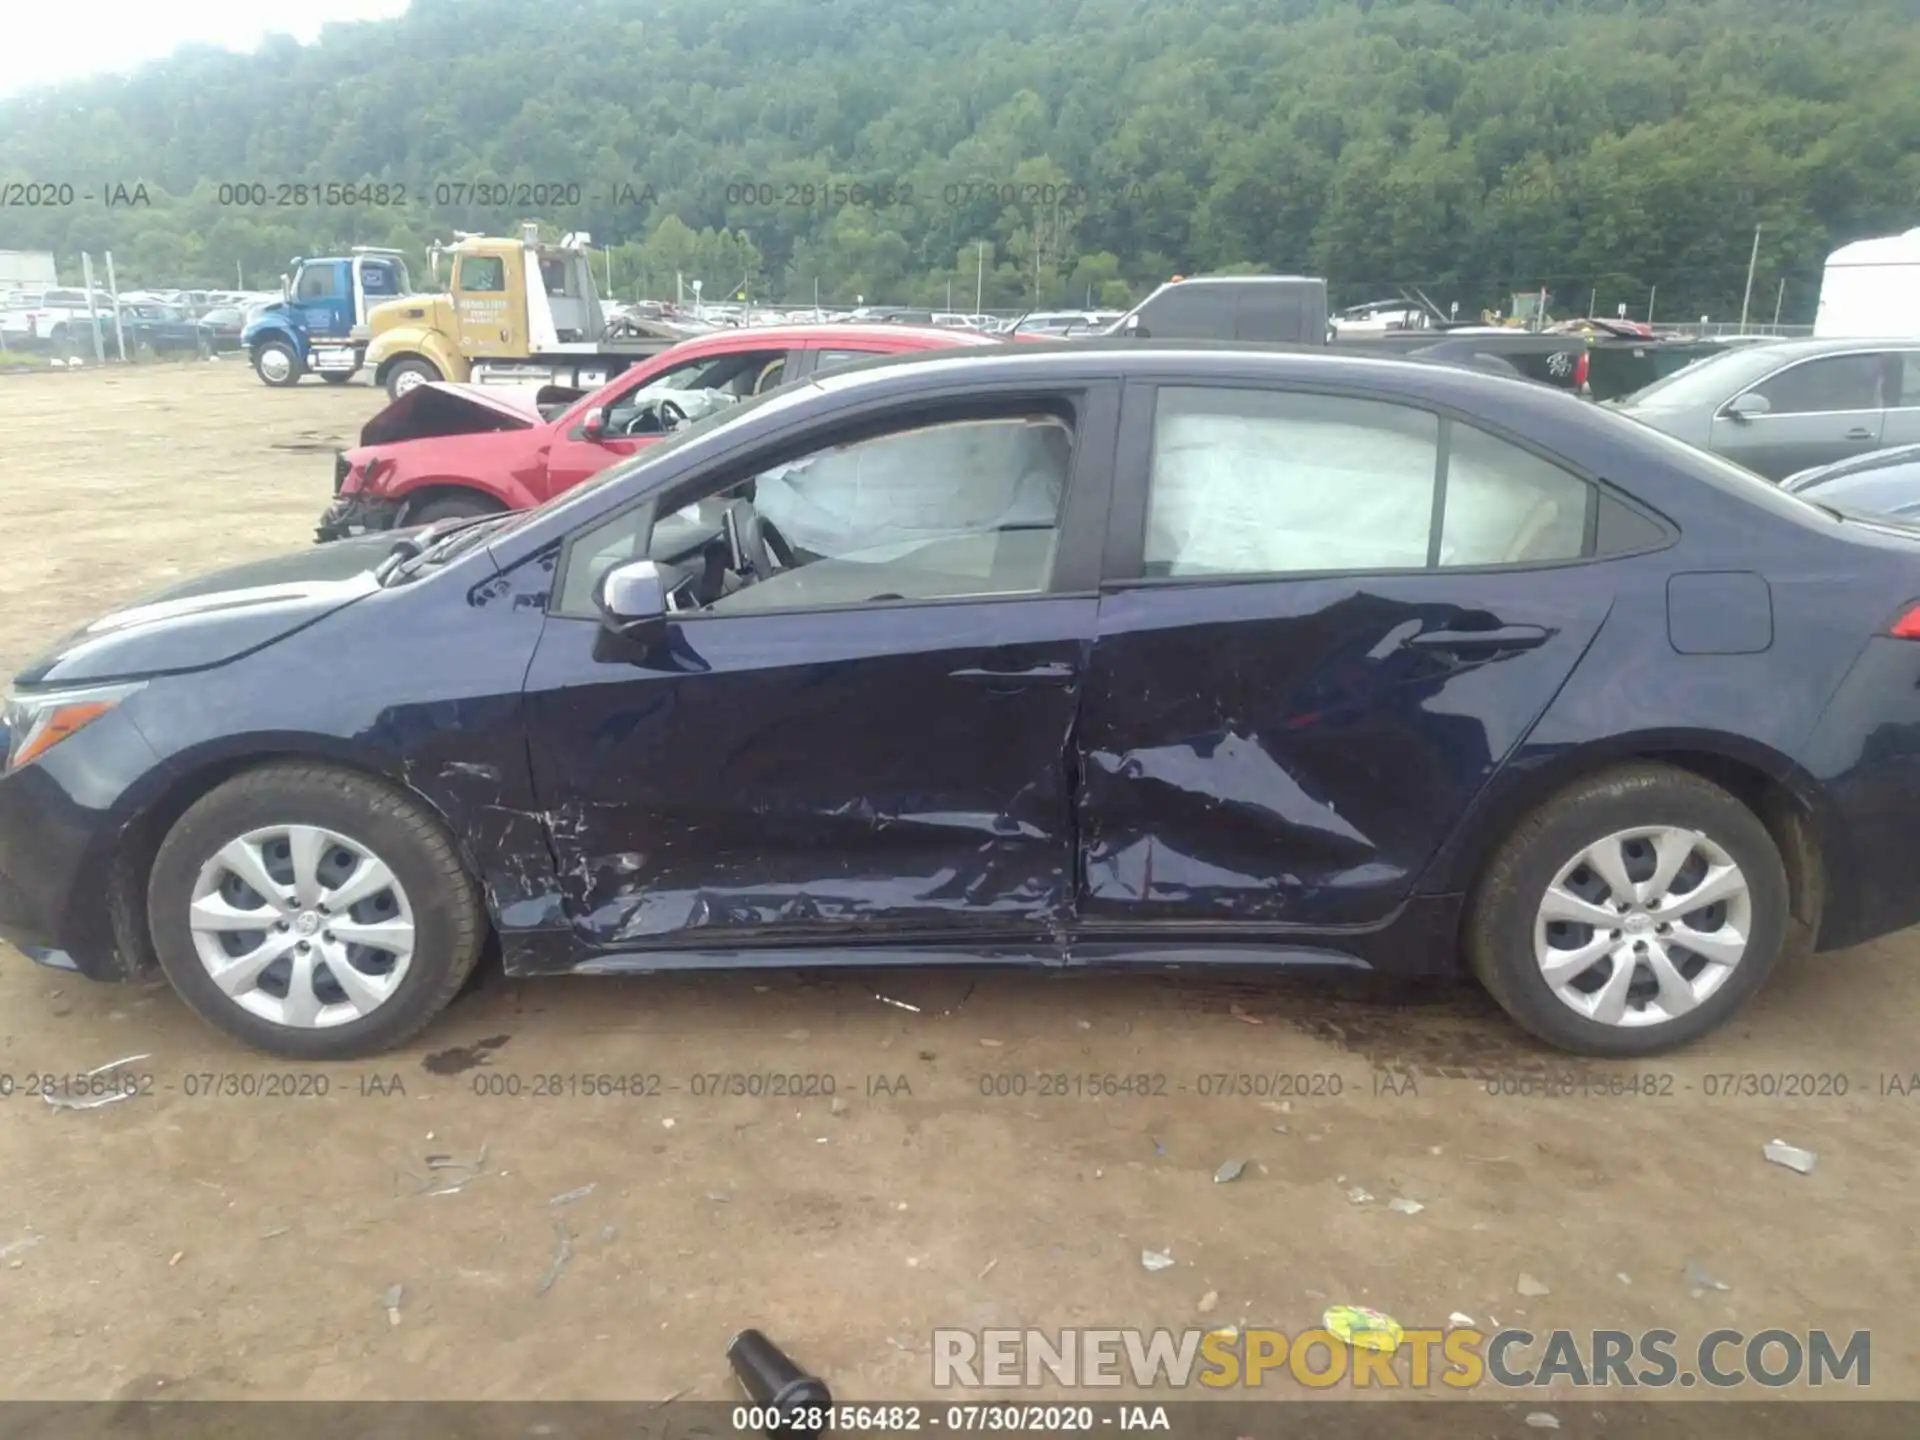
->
(404, 493, 507, 528)
(147, 763, 487, 1059)
(253, 339, 303, 387)
(1466, 763, 1789, 1056)
(384, 357, 442, 400)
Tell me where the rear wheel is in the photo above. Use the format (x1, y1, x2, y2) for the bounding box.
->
(1466, 763, 1789, 1056)
(253, 339, 303, 387)
(384, 357, 442, 400)
(147, 764, 486, 1059)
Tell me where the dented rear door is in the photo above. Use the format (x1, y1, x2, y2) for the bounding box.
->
(1073, 376, 1612, 932)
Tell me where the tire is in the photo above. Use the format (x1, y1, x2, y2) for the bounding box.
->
(1466, 762, 1789, 1057)
(320, 372, 354, 385)
(384, 356, 442, 400)
(253, 339, 303, 387)
(146, 763, 486, 1059)
(404, 493, 506, 527)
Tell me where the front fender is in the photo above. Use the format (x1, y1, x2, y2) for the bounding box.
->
(367, 326, 468, 384)
(241, 316, 303, 351)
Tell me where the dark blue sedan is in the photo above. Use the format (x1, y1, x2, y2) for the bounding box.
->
(1783, 443, 1920, 518)
(5, 342, 1920, 1059)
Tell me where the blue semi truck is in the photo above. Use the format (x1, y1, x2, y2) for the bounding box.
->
(240, 248, 414, 386)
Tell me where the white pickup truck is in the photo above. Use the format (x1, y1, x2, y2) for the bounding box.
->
(0, 287, 117, 347)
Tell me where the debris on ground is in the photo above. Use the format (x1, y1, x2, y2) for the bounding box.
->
(536, 1221, 575, 1296)
(1141, 1249, 1176, 1272)
(873, 994, 922, 1013)
(168, 1251, 184, 1267)
(1198, 1290, 1219, 1313)
(1324, 1305, 1403, 1352)
(1617, 1273, 1631, 1285)
(726, 1328, 833, 1414)
(1228, 1003, 1263, 1025)
(830, 1097, 849, 1115)
(1214, 1159, 1247, 1184)
(261, 1227, 290, 1240)
(1683, 1261, 1731, 1294)
(1448, 1312, 1475, 1327)
(42, 1053, 153, 1111)
(1517, 1273, 1550, 1297)
(547, 1183, 597, 1207)
(1152, 1137, 1168, 1157)
(1388, 1198, 1425, 1216)
(1525, 1414, 1561, 1430)
(599, 1226, 618, 1244)
(1346, 1186, 1374, 1205)
(705, 1192, 731, 1204)
(403, 1142, 490, 1196)
(382, 1285, 403, 1326)
(978, 1259, 998, 1280)
(979, 1039, 1004, 1048)
(0, 1236, 43, 1261)
(1763, 1139, 1817, 1175)
(783, 1029, 810, 1041)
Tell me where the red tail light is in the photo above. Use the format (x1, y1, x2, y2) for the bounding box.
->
(1889, 603, 1920, 639)
(1574, 350, 1590, 389)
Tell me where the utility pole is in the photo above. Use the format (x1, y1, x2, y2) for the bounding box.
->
(79, 253, 106, 363)
(1772, 277, 1786, 331)
(1587, 286, 1596, 319)
(1738, 225, 1761, 333)
(237, 259, 244, 289)
(975, 242, 985, 313)
(105, 251, 127, 361)
(1647, 284, 1657, 326)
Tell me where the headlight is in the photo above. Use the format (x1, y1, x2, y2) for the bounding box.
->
(2, 682, 144, 772)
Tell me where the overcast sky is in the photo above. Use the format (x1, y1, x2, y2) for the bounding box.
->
(3, 0, 413, 96)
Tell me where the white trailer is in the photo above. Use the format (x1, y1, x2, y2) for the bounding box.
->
(1814, 227, 1920, 339)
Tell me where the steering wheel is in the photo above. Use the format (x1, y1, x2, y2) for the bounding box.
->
(655, 398, 690, 430)
(722, 499, 796, 578)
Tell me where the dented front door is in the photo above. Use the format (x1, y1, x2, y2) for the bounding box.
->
(521, 599, 1094, 954)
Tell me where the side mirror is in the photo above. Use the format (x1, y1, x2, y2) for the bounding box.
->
(280, 273, 291, 301)
(1727, 392, 1771, 421)
(581, 407, 607, 440)
(594, 558, 669, 636)
(1121, 314, 1144, 337)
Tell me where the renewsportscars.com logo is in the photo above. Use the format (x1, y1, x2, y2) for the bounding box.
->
(932, 1326, 1871, 1391)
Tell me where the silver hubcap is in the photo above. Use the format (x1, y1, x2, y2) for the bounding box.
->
(258, 348, 292, 382)
(392, 368, 425, 395)
(1534, 826, 1751, 1028)
(188, 825, 416, 1029)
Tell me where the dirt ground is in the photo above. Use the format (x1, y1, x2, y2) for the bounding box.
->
(0, 362, 1917, 1416)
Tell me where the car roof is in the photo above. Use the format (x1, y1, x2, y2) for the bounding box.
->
(680, 322, 994, 349)
(1721, 336, 1920, 360)
(804, 337, 1572, 402)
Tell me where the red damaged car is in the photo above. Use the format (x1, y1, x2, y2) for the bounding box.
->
(317, 324, 995, 540)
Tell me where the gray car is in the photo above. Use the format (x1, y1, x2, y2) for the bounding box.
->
(1613, 337, 1920, 480)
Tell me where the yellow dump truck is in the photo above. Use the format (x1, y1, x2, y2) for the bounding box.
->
(361, 225, 690, 399)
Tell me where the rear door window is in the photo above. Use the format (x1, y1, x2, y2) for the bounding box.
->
(1140, 386, 1607, 577)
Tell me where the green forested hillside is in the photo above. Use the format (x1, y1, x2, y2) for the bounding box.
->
(1, 0, 1916, 315)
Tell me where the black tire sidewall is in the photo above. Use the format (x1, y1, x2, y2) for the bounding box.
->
(148, 771, 476, 1060)
(407, 495, 502, 526)
(1472, 772, 1789, 1056)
